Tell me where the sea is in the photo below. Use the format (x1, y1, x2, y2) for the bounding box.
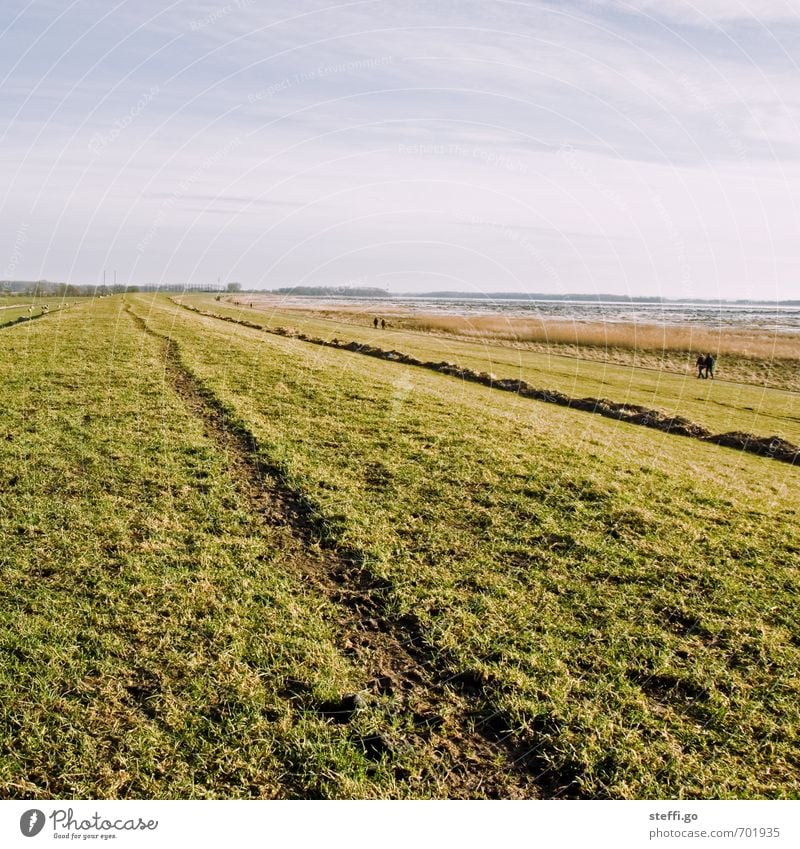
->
(287, 296, 800, 333)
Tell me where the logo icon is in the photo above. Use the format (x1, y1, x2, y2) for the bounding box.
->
(20, 810, 45, 837)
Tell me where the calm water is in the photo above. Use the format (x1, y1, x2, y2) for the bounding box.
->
(305, 296, 800, 332)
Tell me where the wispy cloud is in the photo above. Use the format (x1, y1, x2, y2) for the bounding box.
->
(594, 0, 800, 25)
(0, 0, 798, 298)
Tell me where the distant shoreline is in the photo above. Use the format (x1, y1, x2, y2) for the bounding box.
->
(3, 285, 797, 307)
(261, 289, 800, 307)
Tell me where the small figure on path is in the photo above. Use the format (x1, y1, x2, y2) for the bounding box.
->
(704, 353, 715, 380)
(381, 318, 386, 329)
(696, 354, 705, 378)
(373, 316, 379, 329)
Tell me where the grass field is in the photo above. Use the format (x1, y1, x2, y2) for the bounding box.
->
(179, 295, 800, 445)
(229, 297, 800, 392)
(1, 294, 798, 799)
(384, 312, 799, 362)
(0, 299, 76, 328)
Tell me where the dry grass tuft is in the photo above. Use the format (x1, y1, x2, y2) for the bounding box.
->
(394, 315, 800, 361)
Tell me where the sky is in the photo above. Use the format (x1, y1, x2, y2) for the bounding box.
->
(1, 0, 800, 298)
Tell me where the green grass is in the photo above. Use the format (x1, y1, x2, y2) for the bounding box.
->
(127, 294, 800, 798)
(180, 295, 800, 444)
(0, 301, 459, 799)
(0, 299, 74, 328)
(2, 294, 798, 799)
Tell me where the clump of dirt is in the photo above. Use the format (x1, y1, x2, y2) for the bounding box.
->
(704, 432, 800, 464)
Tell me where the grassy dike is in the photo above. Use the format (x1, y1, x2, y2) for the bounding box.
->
(0, 299, 475, 799)
(181, 295, 800, 444)
(0, 300, 72, 328)
(130, 294, 800, 798)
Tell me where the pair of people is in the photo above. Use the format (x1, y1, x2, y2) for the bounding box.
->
(372, 316, 386, 329)
(696, 353, 715, 379)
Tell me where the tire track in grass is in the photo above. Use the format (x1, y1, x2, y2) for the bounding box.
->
(126, 302, 567, 799)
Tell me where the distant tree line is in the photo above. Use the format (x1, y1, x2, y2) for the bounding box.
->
(0, 281, 229, 296)
(0, 281, 138, 297)
(270, 286, 389, 298)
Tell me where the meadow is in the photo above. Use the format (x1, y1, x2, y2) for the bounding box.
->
(241, 299, 800, 393)
(1, 294, 798, 799)
(182, 295, 800, 445)
(386, 313, 800, 362)
(0, 298, 75, 328)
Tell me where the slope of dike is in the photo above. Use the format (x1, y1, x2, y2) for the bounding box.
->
(174, 302, 800, 467)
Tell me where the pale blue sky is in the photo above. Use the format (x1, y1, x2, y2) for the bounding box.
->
(2, 0, 800, 297)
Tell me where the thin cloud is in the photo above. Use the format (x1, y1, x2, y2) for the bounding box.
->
(594, 0, 800, 25)
(1, 0, 798, 297)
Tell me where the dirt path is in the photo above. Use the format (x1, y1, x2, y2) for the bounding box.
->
(125, 302, 565, 799)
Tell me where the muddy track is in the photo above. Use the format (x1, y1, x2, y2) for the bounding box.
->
(0, 310, 56, 330)
(175, 301, 800, 467)
(125, 303, 578, 799)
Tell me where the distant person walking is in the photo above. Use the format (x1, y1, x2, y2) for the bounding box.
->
(704, 353, 715, 380)
(381, 318, 386, 329)
(696, 354, 706, 378)
(373, 316, 379, 329)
